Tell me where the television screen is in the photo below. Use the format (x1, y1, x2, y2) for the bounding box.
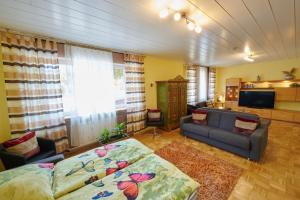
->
(239, 91, 275, 108)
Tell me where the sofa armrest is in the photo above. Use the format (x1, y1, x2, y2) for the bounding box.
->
(259, 118, 271, 128)
(180, 115, 192, 124)
(0, 151, 27, 169)
(180, 115, 192, 134)
(32, 154, 64, 164)
(249, 127, 268, 161)
(37, 137, 56, 154)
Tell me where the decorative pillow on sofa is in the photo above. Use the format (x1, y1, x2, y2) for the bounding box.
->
(192, 110, 208, 125)
(234, 116, 259, 136)
(147, 109, 161, 121)
(2, 131, 40, 159)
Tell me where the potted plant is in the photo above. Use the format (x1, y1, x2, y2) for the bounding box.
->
(116, 122, 126, 138)
(100, 128, 110, 144)
(282, 68, 296, 80)
(110, 123, 127, 140)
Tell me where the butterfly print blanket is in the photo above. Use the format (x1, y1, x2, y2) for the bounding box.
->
(57, 154, 199, 200)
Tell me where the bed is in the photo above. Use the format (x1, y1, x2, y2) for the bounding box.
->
(0, 139, 199, 200)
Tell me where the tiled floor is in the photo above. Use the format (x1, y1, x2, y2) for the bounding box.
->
(133, 120, 300, 200)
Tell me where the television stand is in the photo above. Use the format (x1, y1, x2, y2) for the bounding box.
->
(235, 106, 300, 123)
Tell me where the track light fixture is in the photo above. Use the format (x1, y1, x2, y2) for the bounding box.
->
(243, 46, 254, 62)
(187, 20, 195, 31)
(195, 26, 202, 33)
(159, 8, 169, 18)
(158, 8, 202, 34)
(173, 12, 182, 21)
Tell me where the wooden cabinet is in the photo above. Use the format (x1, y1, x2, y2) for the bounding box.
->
(226, 78, 241, 86)
(156, 76, 187, 131)
(296, 88, 300, 102)
(275, 88, 297, 101)
(271, 110, 294, 122)
(293, 112, 300, 123)
(225, 101, 238, 110)
(240, 107, 272, 118)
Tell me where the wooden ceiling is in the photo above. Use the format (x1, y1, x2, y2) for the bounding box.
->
(0, 0, 299, 66)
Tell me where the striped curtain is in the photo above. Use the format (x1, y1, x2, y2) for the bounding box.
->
(124, 54, 146, 134)
(208, 67, 216, 101)
(0, 32, 69, 153)
(186, 65, 199, 105)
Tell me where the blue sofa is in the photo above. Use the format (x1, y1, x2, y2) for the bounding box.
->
(180, 108, 270, 161)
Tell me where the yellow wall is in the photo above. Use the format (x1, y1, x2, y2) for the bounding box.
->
(144, 56, 186, 108)
(0, 44, 10, 142)
(0, 44, 11, 171)
(216, 57, 300, 111)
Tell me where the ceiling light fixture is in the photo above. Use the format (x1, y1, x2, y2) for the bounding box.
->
(244, 55, 254, 62)
(173, 12, 182, 21)
(157, 6, 203, 34)
(187, 20, 195, 31)
(159, 8, 169, 18)
(195, 25, 202, 33)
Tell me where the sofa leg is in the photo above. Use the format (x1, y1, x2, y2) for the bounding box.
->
(153, 127, 158, 138)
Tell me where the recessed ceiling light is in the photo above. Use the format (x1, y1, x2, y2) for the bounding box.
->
(159, 9, 169, 18)
(195, 26, 202, 33)
(173, 12, 181, 21)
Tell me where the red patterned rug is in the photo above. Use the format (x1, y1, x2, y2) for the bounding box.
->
(155, 142, 243, 200)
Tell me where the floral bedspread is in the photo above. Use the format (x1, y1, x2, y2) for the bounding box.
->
(0, 163, 55, 200)
(52, 139, 153, 198)
(58, 154, 199, 200)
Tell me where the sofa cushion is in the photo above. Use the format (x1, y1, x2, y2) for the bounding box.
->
(147, 109, 161, 122)
(2, 132, 40, 159)
(219, 112, 259, 131)
(192, 110, 208, 125)
(207, 111, 221, 128)
(234, 116, 259, 136)
(209, 128, 250, 150)
(181, 123, 210, 137)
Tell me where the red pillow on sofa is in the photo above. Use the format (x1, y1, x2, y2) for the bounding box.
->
(2, 131, 40, 158)
(147, 109, 161, 122)
(234, 116, 259, 136)
(192, 110, 208, 125)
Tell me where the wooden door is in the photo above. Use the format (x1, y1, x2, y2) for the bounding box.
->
(178, 82, 187, 118)
(168, 82, 179, 130)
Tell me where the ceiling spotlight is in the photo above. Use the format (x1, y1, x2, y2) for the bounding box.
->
(195, 26, 202, 33)
(173, 12, 182, 21)
(244, 46, 250, 54)
(187, 21, 195, 31)
(159, 8, 169, 18)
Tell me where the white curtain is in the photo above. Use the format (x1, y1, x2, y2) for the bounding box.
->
(59, 45, 116, 146)
(198, 67, 208, 102)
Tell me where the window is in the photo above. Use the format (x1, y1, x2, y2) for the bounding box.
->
(187, 65, 210, 104)
(113, 63, 126, 110)
(198, 67, 208, 102)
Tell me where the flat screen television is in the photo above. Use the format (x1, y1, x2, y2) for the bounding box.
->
(238, 91, 275, 108)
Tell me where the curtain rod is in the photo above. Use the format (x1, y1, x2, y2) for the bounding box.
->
(0, 27, 145, 56)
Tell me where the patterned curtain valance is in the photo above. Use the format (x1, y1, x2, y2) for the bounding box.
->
(1, 31, 58, 53)
(124, 53, 145, 64)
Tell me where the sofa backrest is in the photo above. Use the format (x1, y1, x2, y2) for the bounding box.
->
(199, 108, 259, 131)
